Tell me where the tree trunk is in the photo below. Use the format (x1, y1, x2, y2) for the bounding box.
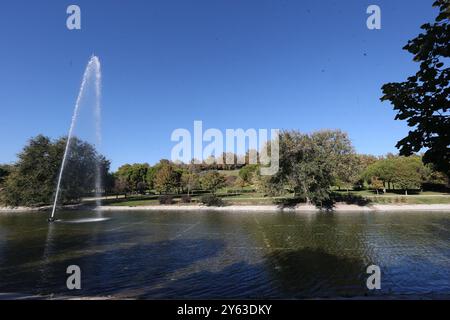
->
(405, 190, 408, 196)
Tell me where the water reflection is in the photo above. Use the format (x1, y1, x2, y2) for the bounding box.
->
(0, 210, 449, 298)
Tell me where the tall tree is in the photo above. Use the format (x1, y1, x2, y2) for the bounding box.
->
(153, 162, 180, 194)
(381, 0, 450, 175)
(1, 135, 110, 207)
(115, 163, 150, 194)
(181, 172, 200, 196)
(392, 156, 425, 195)
(270, 130, 355, 205)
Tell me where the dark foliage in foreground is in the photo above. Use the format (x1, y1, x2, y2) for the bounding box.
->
(159, 195, 174, 205)
(200, 194, 224, 207)
(381, 0, 450, 176)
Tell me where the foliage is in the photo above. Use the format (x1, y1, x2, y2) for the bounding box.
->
(180, 171, 200, 195)
(153, 161, 181, 194)
(393, 156, 425, 194)
(136, 181, 147, 195)
(381, 0, 450, 175)
(0, 164, 12, 186)
(200, 171, 226, 193)
(334, 154, 362, 191)
(112, 176, 130, 196)
(200, 194, 224, 207)
(158, 195, 174, 205)
(369, 177, 385, 195)
(115, 163, 150, 194)
(422, 163, 449, 185)
(269, 130, 356, 205)
(363, 155, 429, 194)
(1, 135, 110, 207)
(238, 164, 259, 185)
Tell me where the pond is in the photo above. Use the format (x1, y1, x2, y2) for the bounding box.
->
(0, 210, 449, 299)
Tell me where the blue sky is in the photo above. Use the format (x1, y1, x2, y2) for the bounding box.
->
(0, 0, 438, 170)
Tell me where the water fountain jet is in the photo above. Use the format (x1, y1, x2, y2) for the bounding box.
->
(49, 56, 102, 222)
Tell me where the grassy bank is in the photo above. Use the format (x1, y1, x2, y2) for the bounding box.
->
(104, 190, 450, 207)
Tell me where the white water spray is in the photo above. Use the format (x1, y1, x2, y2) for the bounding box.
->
(50, 56, 102, 221)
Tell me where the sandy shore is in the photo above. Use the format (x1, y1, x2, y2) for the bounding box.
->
(96, 203, 450, 212)
(2, 203, 450, 213)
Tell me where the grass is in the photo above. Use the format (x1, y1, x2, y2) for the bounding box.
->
(369, 195, 450, 205)
(111, 199, 160, 206)
(102, 189, 450, 207)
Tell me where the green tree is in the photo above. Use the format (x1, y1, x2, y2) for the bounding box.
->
(270, 130, 355, 205)
(364, 155, 427, 194)
(364, 157, 398, 191)
(103, 172, 116, 196)
(154, 162, 180, 194)
(334, 154, 362, 192)
(115, 163, 150, 194)
(392, 156, 425, 195)
(113, 176, 130, 198)
(115, 164, 133, 193)
(146, 165, 159, 190)
(370, 177, 384, 195)
(181, 171, 200, 196)
(1, 135, 110, 207)
(238, 164, 258, 186)
(200, 171, 226, 194)
(381, 0, 450, 175)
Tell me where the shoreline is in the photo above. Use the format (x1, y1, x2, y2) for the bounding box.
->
(98, 204, 450, 212)
(2, 203, 450, 213)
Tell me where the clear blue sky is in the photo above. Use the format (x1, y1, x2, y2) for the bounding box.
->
(0, 0, 438, 171)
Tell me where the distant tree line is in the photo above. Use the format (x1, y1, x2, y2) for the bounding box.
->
(110, 129, 448, 206)
(0, 130, 448, 207)
(112, 160, 227, 197)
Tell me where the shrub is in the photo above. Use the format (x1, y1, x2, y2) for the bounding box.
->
(200, 194, 224, 207)
(181, 195, 192, 203)
(159, 195, 174, 205)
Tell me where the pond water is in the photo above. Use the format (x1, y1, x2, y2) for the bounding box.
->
(0, 210, 449, 299)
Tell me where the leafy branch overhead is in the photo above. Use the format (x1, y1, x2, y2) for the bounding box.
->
(381, 0, 450, 175)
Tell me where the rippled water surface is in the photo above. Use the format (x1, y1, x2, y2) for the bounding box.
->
(0, 210, 449, 299)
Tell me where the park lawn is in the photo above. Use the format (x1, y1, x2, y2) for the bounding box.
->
(104, 189, 450, 207)
(369, 195, 450, 205)
(110, 199, 160, 206)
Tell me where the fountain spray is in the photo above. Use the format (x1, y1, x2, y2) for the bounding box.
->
(49, 56, 102, 222)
